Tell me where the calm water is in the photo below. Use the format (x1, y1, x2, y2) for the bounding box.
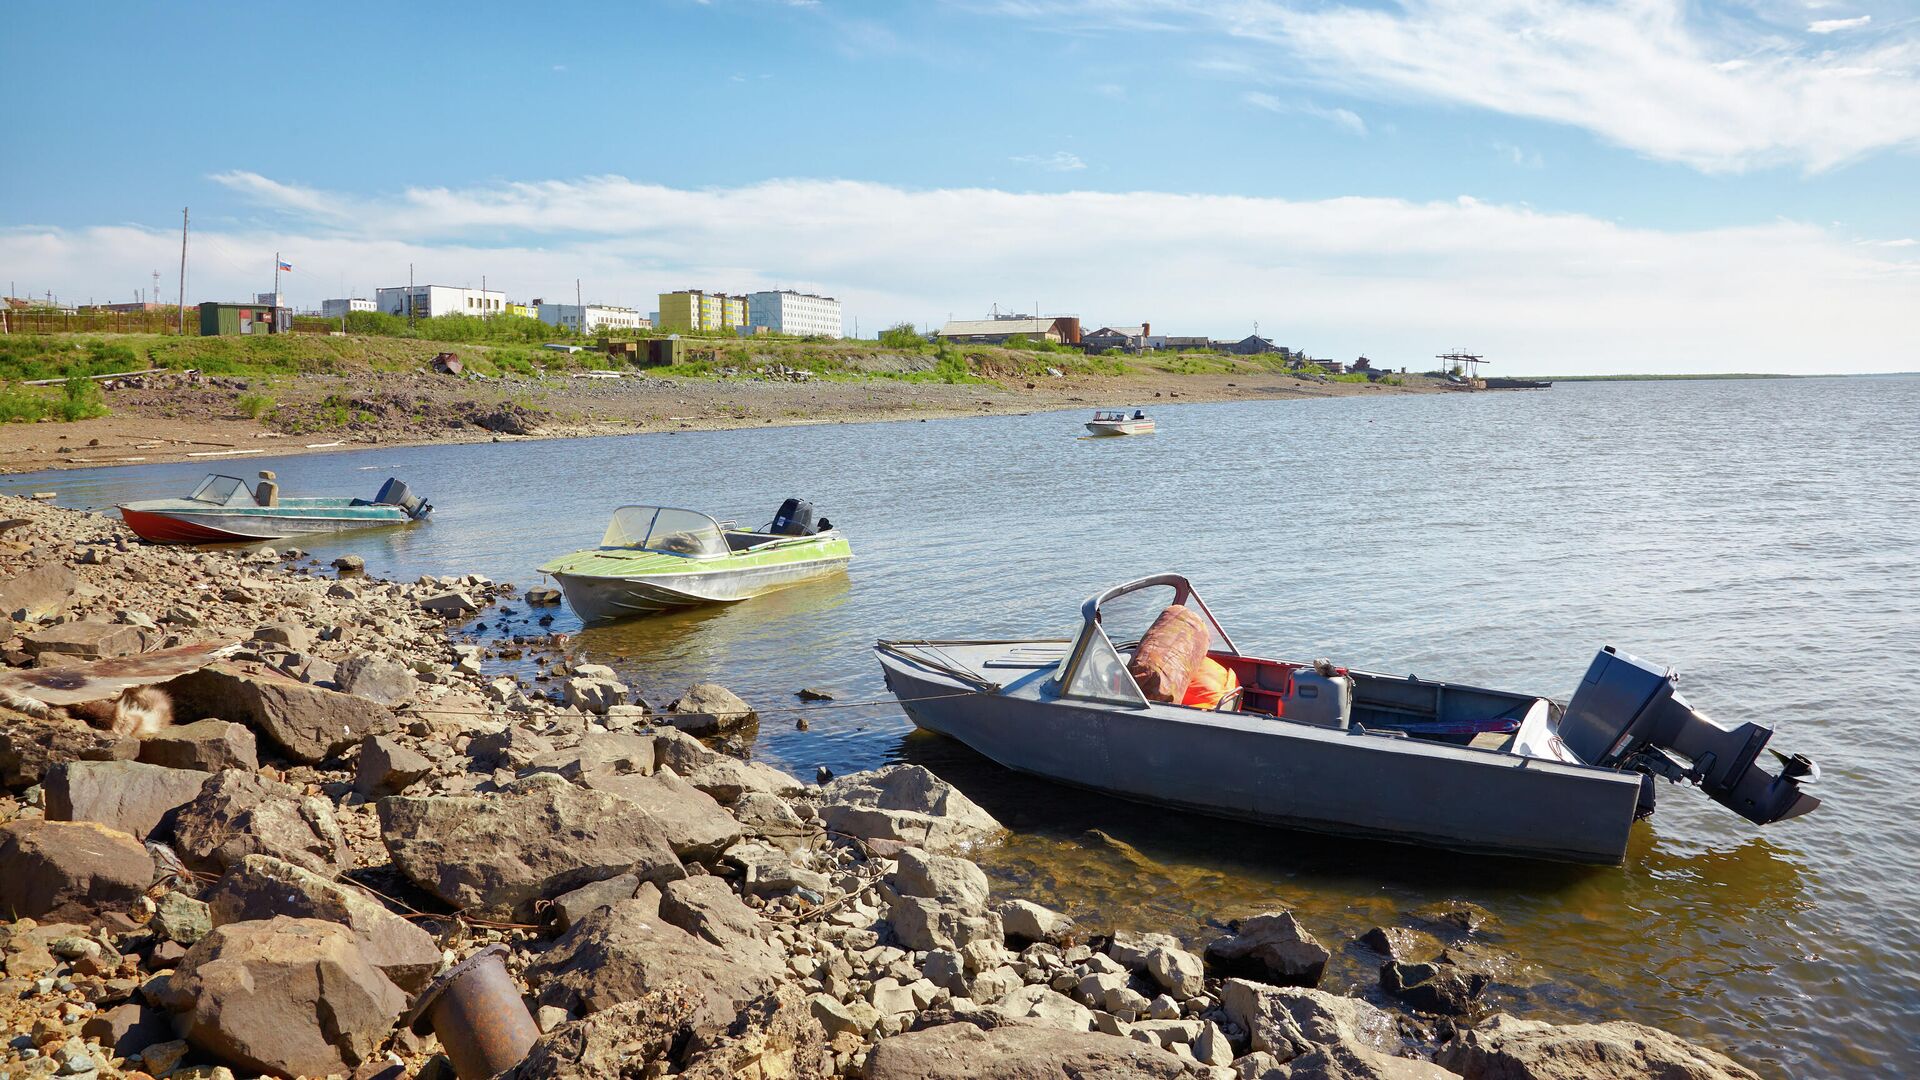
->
(9, 377, 1918, 1076)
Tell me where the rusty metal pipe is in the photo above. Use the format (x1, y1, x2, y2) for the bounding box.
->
(401, 945, 540, 1079)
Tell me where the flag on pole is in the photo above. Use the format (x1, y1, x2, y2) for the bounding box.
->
(277, 259, 293, 272)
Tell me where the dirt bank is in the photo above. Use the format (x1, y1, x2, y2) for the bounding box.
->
(1, 366, 1453, 475)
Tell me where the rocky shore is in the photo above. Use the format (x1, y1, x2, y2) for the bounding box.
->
(0, 493, 1765, 1080)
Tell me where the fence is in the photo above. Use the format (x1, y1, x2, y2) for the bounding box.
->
(0, 310, 189, 335)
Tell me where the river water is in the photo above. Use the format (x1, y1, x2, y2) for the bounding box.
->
(8, 376, 1917, 1075)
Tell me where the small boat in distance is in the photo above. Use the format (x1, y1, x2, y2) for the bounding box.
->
(539, 499, 852, 624)
(119, 472, 431, 544)
(875, 573, 1819, 864)
(1086, 409, 1155, 436)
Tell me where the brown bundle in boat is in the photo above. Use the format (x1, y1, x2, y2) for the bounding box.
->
(1127, 605, 1211, 702)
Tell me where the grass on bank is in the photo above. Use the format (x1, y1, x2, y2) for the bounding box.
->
(0, 376, 110, 423)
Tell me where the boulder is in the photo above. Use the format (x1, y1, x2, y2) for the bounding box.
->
(332, 554, 365, 572)
(657, 875, 767, 950)
(664, 682, 756, 735)
(999, 899, 1074, 945)
(420, 591, 479, 616)
(137, 719, 259, 773)
(578, 766, 744, 861)
(863, 1021, 1190, 1079)
(1359, 926, 1445, 964)
(152, 891, 213, 945)
(563, 676, 628, 715)
(524, 897, 783, 1038)
(0, 708, 139, 789)
(164, 661, 393, 763)
(1205, 910, 1330, 988)
(818, 764, 1002, 853)
(507, 987, 704, 1080)
(1382, 960, 1490, 1016)
(682, 757, 805, 804)
(163, 916, 408, 1079)
(252, 622, 312, 652)
(889, 846, 991, 912)
(44, 759, 210, 840)
(549, 874, 642, 932)
(354, 734, 433, 797)
(334, 653, 418, 706)
(81, 1001, 176, 1060)
(1221, 978, 1408, 1065)
(204, 854, 443, 993)
(524, 585, 562, 606)
(169, 768, 346, 875)
(1145, 944, 1207, 1001)
(731, 790, 812, 850)
(0, 819, 152, 920)
(0, 563, 78, 621)
(22, 619, 145, 660)
(1434, 1014, 1762, 1080)
(378, 772, 685, 920)
(887, 893, 1003, 953)
(1415, 901, 1495, 935)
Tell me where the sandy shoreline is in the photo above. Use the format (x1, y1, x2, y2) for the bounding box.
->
(1, 368, 1452, 476)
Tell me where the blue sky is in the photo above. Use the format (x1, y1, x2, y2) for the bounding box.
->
(3, 0, 1917, 373)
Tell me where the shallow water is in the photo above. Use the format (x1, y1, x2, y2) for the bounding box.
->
(10, 376, 1918, 1075)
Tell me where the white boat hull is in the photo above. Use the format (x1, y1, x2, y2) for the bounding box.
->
(1086, 420, 1155, 436)
(552, 555, 852, 623)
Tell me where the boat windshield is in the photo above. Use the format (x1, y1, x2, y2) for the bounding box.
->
(186, 475, 256, 506)
(600, 506, 729, 559)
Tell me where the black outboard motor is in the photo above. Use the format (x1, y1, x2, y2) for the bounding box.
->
(771, 498, 819, 536)
(1561, 647, 1819, 825)
(375, 477, 433, 520)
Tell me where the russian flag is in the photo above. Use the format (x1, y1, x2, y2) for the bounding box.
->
(277, 260, 293, 272)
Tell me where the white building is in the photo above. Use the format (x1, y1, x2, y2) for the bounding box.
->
(535, 302, 647, 333)
(374, 285, 506, 319)
(321, 298, 376, 319)
(747, 290, 841, 338)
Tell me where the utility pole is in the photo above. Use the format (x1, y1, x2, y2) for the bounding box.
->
(177, 208, 189, 335)
(408, 263, 415, 329)
(575, 278, 582, 336)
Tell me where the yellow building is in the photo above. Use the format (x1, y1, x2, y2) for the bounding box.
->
(506, 302, 536, 319)
(657, 289, 748, 333)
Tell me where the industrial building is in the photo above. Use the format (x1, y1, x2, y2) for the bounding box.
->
(746, 290, 842, 338)
(936, 314, 1083, 345)
(320, 298, 375, 319)
(374, 285, 506, 319)
(536, 302, 647, 333)
(1081, 323, 1153, 353)
(657, 290, 748, 333)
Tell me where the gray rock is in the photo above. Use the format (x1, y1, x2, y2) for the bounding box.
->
(1220, 978, 1408, 1065)
(420, 591, 479, 616)
(818, 764, 1002, 853)
(23, 620, 145, 660)
(1359, 926, 1445, 964)
(524, 586, 561, 606)
(999, 899, 1074, 945)
(44, 760, 210, 840)
(152, 891, 212, 945)
(1145, 944, 1207, 1000)
(252, 622, 312, 652)
(524, 897, 782, 1038)
(169, 768, 346, 875)
(0, 711, 139, 789)
(889, 846, 991, 912)
(1434, 1014, 1762, 1080)
(0, 562, 78, 621)
(378, 772, 685, 921)
(1381, 959, 1490, 1016)
(863, 1021, 1191, 1079)
(548, 874, 641, 932)
(664, 682, 756, 735)
(1205, 911, 1330, 988)
(562, 676, 628, 715)
(331, 554, 365, 572)
(204, 853, 443, 993)
(0, 819, 152, 921)
(354, 734, 432, 797)
(163, 662, 393, 764)
(162, 916, 408, 1079)
(657, 875, 767, 950)
(888, 893, 1002, 953)
(577, 766, 742, 861)
(334, 654, 418, 707)
(137, 720, 259, 773)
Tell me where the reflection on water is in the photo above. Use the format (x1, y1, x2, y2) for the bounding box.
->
(9, 376, 1919, 1075)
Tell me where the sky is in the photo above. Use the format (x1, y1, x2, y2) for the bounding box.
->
(2, 0, 1917, 374)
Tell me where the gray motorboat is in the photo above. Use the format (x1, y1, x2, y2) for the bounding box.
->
(874, 574, 1819, 864)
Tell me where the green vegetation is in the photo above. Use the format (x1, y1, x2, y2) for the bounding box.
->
(0, 375, 109, 424)
(877, 323, 928, 350)
(235, 391, 277, 419)
(342, 311, 564, 344)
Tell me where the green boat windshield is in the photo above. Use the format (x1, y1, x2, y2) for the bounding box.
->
(600, 506, 729, 559)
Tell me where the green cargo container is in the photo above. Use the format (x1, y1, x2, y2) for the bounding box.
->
(198, 301, 289, 336)
(645, 338, 685, 367)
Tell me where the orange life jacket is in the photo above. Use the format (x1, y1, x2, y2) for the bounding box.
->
(1181, 657, 1239, 710)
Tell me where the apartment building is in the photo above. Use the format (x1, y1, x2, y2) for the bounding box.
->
(535, 302, 647, 333)
(657, 289, 748, 333)
(374, 285, 506, 319)
(746, 290, 842, 338)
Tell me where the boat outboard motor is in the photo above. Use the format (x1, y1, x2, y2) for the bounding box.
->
(375, 477, 433, 520)
(1561, 647, 1819, 825)
(772, 498, 819, 536)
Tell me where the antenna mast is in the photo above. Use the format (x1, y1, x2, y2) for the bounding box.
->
(177, 208, 189, 335)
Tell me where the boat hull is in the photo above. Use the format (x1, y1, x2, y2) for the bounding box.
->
(1086, 420, 1155, 436)
(553, 554, 852, 623)
(118, 505, 414, 544)
(876, 648, 1641, 864)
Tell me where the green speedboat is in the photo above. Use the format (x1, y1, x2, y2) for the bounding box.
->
(538, 501, 852, 623)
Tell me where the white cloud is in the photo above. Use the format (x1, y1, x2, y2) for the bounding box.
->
(6, 173, 1915, 374)
(1242, 91, 1367, 135)
(1808, 15, 1871, 33)
(1011, 151, 1088, 171)
(1495, 141, 1545, 168)
(1003, 1, 1920, 173)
